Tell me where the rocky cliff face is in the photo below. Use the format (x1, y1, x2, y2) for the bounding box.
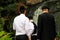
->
(26, 0, 57, 4)
(26, 0, 43, 4)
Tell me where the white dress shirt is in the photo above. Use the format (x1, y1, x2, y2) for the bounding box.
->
(30, 20, 37, 36)
(13, 14, 34, 37)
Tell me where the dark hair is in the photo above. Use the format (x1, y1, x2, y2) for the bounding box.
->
(28, 15, 33, 19)
(19, 6, 26, 13)
(42, 6, 49, 10)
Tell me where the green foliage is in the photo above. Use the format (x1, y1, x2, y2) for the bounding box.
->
(0, 31, 12, 40)
(57, 32, 60, 38)
(19, 0, 26, 3)
(0, 0, 17, 7)
(0, 0, 17, 40)
(0, 18, 5, 31)
(0, 6, 4, 11)
(0, 33, 12, 40)
(0, 0, 60, 40)
(0, 31, 6, 37)
(4, 3, 17, 11)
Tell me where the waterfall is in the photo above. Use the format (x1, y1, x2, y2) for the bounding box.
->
(33, 1, 48, 25)
(33, 7, 42, 25)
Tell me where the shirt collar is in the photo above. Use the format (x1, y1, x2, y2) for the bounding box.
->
(20, 14, 25, 16)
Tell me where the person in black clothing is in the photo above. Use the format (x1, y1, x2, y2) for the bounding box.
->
(37, 6, 57, 40)
(28, 16, 37, 40)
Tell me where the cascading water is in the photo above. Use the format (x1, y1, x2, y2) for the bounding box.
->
(33, 1, 48, 25)
(33, 7, 42, 25)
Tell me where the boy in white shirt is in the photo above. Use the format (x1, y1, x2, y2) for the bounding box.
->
(28, 16, 37, 40)
(13, 6, 34, 40)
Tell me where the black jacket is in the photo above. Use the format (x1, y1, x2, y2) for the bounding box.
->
(37, 13, 57, 40)
(32, 22, 37, 34)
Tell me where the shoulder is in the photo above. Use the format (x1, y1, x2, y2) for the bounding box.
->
(49, 14, 54, 18)
(38, 14, 44, 18)
(25, 16, 29, 21)
(14, 15, 20, 21)
(39, 13, 45, 16)
(29, 22, 34, 27)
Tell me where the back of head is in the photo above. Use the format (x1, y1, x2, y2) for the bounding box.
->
(28, 15, 33, 20)
(42, 6, 49, 10)
(41, 6, 50, 13)
(20, 6, 26, 13)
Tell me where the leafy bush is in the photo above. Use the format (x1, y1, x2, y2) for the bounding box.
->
(0, 31, 12, 40)
(0, 31, 6, 37)
(57, 32, 60, 38)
